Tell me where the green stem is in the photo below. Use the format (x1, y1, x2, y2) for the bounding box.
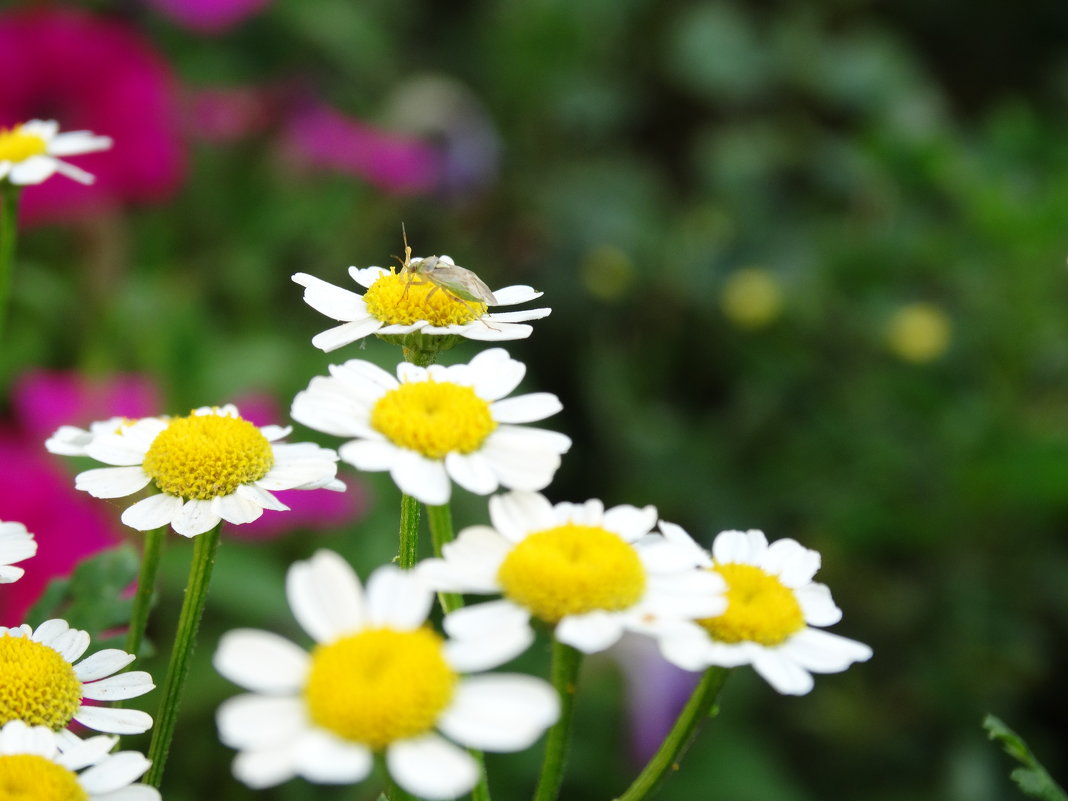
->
(398, 493, 421, 569)
(125, 527, 165, 659)
(612, 667, 731, 801)
(0, 183, 20, 343)
(144, 525, 221, 788)
(426, 503, 463, 613)
(532, 640, 583, 801)
(425, 503, 490, 800)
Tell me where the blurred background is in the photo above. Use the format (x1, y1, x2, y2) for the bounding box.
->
(2, 0, 1067, 799)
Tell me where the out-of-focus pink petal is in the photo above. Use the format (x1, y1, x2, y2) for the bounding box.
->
(0, 8, 185, 225)
(282, 100, 442, 195)
(146, 0, 272, 35)
(185, 86, 275, 142)
(13, 371, 161, 440)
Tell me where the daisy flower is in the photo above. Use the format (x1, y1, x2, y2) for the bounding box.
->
(48, 404, 344, 538)
(291, 348, 570, 506)
(214, 550, 559, 799)
(292, 257, 550, 352)
(44, 416, 141, 457)
(653, 527, 873, 695)
(0, 619, 154, 735)
(0, 120, 111, 186)
(0, 719, 158, 801)
(418, 491, 728, 655)
(0, 521, 36, 583)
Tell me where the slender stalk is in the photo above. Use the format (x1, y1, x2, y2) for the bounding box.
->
(144, 524, 222, 788)
(398, 493, 421, 569)
(426, 503, 463, 613)
(612, 667, 731, 801)
(532, 640, 583, 801)
(125, 527, 165, 658)
(0, 183, 20, 342)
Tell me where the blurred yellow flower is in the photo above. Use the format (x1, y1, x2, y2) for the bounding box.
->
(886, 302, 951, 363)
(720, 268, 783, 329)
(580, 245, 636, 302)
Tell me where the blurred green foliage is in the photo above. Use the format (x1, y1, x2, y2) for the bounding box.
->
(5, 0, 1068, 800)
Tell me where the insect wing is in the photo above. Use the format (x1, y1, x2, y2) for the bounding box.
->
(427, 264, 498, 306)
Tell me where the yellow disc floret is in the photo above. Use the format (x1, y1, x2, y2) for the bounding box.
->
(697, 563, 805, 645)
(0, 126, 48, 164)
(496, 524, 647, 623)
(0, 754, 88, 801)
(370, 380, 496, 460)
(304, 627, 456, 750)
(364, 271, 486, 327)
(0, 637, 83, 731)
(142, 412, 274, 500)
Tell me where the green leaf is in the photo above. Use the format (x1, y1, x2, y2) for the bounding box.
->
(984, 714, 1068, 801)
(25, 544, 141, 648)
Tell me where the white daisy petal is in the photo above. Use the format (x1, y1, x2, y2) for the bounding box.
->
(387, 734, 480, 801)
(490, 393, 563, 424)
(311, 319, 384, 352)
(75, 467, 152, 499)
(212, 493, 266, 526)
(556, 611, 626, 654)
(751, 649, 816, 695)
(171, 499, 221, 538)
(80, 671, 154, 701)
(444, 451, 500, 495)
(216, 694, 308, 750)
(712, 529, 762, 565)
(488, 491, 557, 542)
(214, 629, 310, 693)
(438, 674, 559, 751)
(795, 583, 843, 626)
(443, 599, 530, 642)
(364, 566, 434, 630)
(444, 621, 535, 672)
(295, 730, 373, 784)
(232, 744, 300, 788)
(391, 451, 452, 505)
(420, 526, 510, 591)
(74, 649, 136, 681)
(78, 752, 151, 794)
(292, 273, 365, 321)
(72, 706, 153, 735)
(468, 348, 526, 400)
(783, 628, 873, 673)
(120, 494, 184, 531)
(763, 538, 821, 586)
(286, 550, 365, 643)
(602, 504, 658, 542)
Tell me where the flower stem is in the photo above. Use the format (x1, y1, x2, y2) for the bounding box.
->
(532, 640, 583, 801)
(0, 182, 21, 342)
(125, 527, 165, 659)
(398, 493, 421, 569)
(612, 667, 731, 801)
(144, 524, 222, 788)
(426, 503, 463, 613)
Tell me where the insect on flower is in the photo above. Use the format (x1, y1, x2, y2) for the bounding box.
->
(398, 227, 498, 307)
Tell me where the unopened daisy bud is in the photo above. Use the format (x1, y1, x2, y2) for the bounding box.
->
(0, 619, 154, 735)
(0, 521, 36, 583)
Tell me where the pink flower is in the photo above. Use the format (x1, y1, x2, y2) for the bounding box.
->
(146, 0, 272, 35)
(282, 99, 443, 195)
(186, 87, 275, 143)
(0, 371, 158, 626)
(0, 7, 185, 224)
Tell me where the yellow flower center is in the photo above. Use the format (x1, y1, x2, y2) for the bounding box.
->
(0, 754, 88, 801)
(363, 271, 486, 327)
(304, 628, 457, 750)
(496, 524, 647, 623)
(0, 126, 47, 164)
(0, 636, 83, 731)
(142, 412, 274, 500)
(697, 563, 805, 645)
(370, 380, 496, 460)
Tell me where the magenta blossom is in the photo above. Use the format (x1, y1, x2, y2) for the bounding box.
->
(282, 99, 442, 195)
(0, 7, 184, 224)
(146, 0, 272, 34)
